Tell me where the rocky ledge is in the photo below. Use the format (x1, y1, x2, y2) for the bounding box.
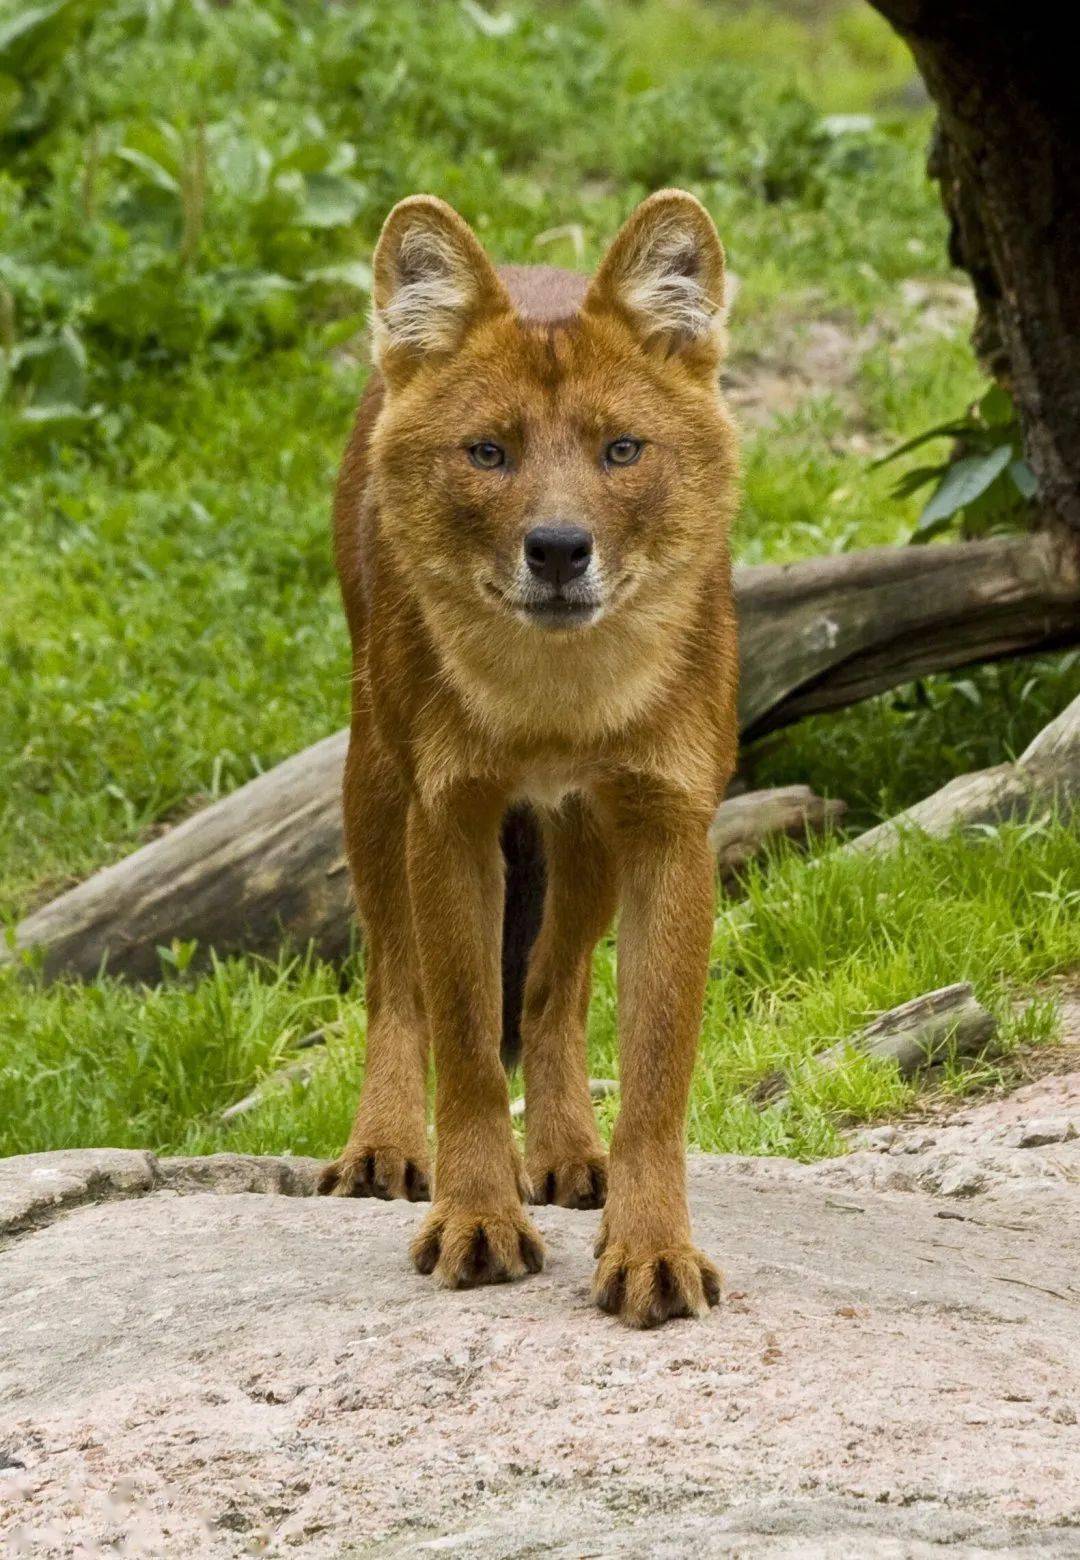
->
(1, 1077, 1078, 1556)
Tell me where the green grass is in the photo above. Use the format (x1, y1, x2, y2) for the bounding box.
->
(3, 821, 1075, 1161)
(2, 0, 1077, 1164)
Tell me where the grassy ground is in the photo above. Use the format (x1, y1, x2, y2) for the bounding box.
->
(2, 0, 1077, 1163)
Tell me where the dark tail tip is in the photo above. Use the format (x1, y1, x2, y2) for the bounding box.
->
(500, 804, 546, 1072)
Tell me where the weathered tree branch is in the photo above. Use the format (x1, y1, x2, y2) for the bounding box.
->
(710, 785, 846, 885)
(6, 531, 1078, 983)
(753, 982, 997, 1106)
(737, 528, 1079, 738)
(850, 690, 1080, 855)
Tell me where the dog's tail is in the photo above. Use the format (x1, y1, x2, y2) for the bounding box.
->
(500, 804, 546, 1071)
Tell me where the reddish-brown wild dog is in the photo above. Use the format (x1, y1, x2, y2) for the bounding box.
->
(320, 189, 740, 1328)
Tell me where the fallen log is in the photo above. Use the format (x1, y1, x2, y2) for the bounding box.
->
(7, 531, 1079, 983)
(850, 689, 1080, 855)
(8, 730, 354, 984)
(736, 527, 1080, 737)
(710, 784, 846, 885)
(752, 982, 997, 1106)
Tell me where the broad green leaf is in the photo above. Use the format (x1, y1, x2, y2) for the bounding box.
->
(961, 468, 1023, 536)
(210, 267, 296, 296)
(251, 172, 305, 236)
(213, 134, 272, 200)
(320, 310, 368, 350)
(977, 383, 1015, 429)
(4, 327, 87, 408)
(30, 326, 86, 408)
(14, 401, 97, 437)
(90, 260, 210, 352)
(459, 0, 517, 37)
(115, 145, 181, 194)
(296, 173, 366, 229)
(0, 0, 93, 75)
(304, 261, 372, 294)
(912, 444, 1013, 540)
(275, 139, 334, 176)
(1008, 459, 1037, 500)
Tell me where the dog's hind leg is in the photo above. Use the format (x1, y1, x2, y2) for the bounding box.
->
(521, 795, 617, 1209)
(319, 732, 432, 1202)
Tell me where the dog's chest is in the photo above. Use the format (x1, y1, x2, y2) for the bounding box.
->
(509, 759, 593, 811)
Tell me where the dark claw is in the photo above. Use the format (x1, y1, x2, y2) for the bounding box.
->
(520, 1229, 544, 1273)
(655, 1258, 674, 1304)
(596, 1265, 625, 1315)
(412, 1227, 440, 1275)
(465, 1226, 490, 1284)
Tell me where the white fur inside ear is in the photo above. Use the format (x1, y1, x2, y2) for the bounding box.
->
(621, 221, 724, 348)
(373, 225, 475, 358)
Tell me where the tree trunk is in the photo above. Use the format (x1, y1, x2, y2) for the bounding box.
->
(868, 0, 1080, 532)
(6, 531, 1079, 984)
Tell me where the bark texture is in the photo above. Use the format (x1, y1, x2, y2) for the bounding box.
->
(709, 785, 847, 884)
(753, 982, 997, 1105)
(869, 0, 1080, 531)
(6, 531, 1079, 984)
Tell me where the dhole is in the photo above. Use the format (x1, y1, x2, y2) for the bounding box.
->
(320, 190, 740, 1327)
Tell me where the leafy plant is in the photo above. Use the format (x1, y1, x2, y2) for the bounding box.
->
(0, 322, 99, 436)
(875, 384, 1037, 543)
(0, 0, 103, 139)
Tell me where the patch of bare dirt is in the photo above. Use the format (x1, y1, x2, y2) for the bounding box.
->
(724, 277, 975, 442)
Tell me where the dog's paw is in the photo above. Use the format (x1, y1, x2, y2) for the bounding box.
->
(318, 1146, 431, 1202)
(528, 1152, 608, 1209)
(591, 1239, 721, 1328)
(411, 1202, 545, 1287)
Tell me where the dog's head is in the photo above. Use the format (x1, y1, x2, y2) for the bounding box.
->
(369, 190, 737, 635)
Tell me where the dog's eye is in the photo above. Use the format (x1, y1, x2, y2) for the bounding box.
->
(605, 437, 643, 467)
(469, 441, 506, 470)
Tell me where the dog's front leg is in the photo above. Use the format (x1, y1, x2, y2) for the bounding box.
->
(407, 787, 545, 1287)
(592, 795, 722, 1327)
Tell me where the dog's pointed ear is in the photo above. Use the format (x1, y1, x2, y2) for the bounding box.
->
(584, 190, 726, 369)
(372, 196, 511, 386)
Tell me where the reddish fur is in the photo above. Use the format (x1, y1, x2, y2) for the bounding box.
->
(320, 192, 740, 1327)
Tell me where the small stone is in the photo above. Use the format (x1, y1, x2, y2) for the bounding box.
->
(1015, 1119, 1077, 1149)
(900, 1133, 937, 1155)
(855, 1126, 898, 1152)
(934, 1162, 987, 1198)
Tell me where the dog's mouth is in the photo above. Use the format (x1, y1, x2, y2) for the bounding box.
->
(520, 595, 602, 626)
(484, 582, 604, 629)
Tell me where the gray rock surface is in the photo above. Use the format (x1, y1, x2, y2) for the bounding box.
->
(2, 1084, 1080, 1557)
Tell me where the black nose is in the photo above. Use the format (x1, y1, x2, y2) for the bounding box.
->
(523, 525, 594, 587)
